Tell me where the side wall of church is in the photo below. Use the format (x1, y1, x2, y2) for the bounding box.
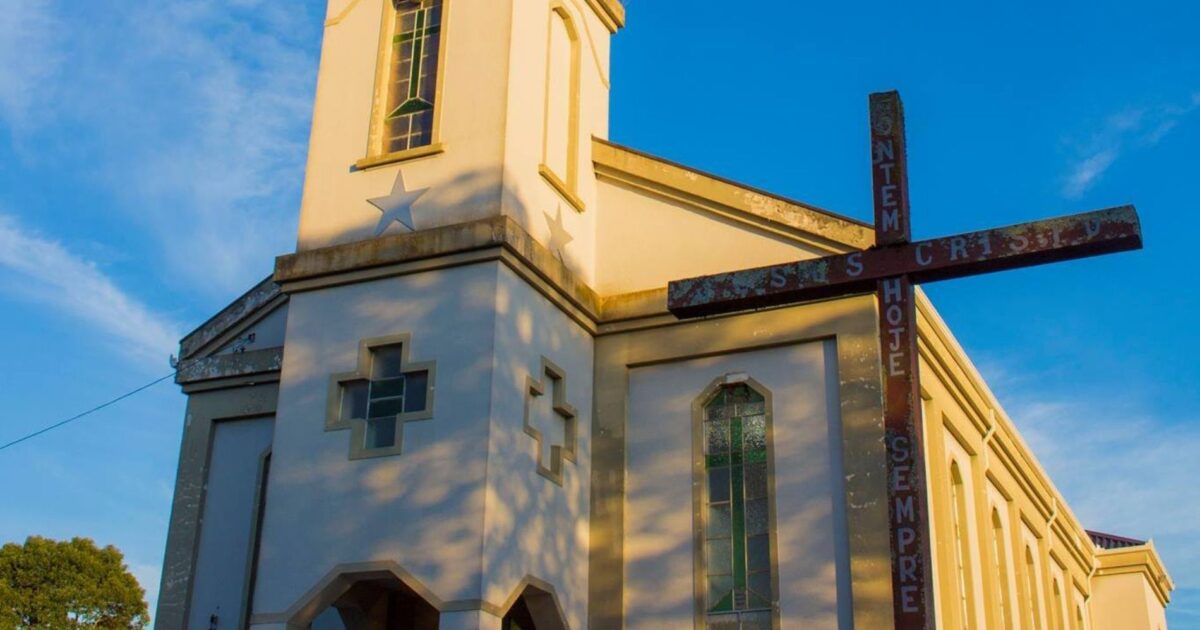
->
(915, 292, 1103, 630)
(480, 265, 594, 627)
(251, 263, 505, 616)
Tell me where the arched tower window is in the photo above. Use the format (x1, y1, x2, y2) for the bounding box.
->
(949, 462, 977, 627)
(695, 379, 777, 629)
(990, 508, 1013, 629)
(539, 5, 583, 210)
(370, 0, 445, 157)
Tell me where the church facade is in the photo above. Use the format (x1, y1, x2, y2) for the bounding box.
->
(155, 1, 1173, 628)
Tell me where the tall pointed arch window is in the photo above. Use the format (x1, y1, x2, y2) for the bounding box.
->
(694, 379, 778, 629)
(364, 0, 446, 164)
(1052, 577, 1067, 630)
(1023, 546, 1044, 630)
(990, 509, 1014, 629)
(949, 462, 977, 627)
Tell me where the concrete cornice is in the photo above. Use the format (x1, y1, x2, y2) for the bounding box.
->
(592, 137, 874, 252)
(176, 347, 284, 388)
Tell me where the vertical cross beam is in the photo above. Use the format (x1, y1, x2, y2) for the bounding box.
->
(871, 91, 935, 628)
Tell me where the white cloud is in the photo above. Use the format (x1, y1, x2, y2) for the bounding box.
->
(0, 214, 180, 366)
(1062, 96, 1200, 199)
(1001, 393, 1200, 589)
(0, 0, 62, 129)
(0, 1, 321, 297)
(1062, 148, 1119, 200)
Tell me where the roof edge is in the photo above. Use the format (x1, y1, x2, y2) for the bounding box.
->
(179, 275, 282, 360)
(583, 0, 625, 32)
(1094, 541, 1174, 607)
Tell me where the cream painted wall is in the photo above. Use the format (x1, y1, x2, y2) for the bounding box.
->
(623, 342, 851, 629)
(296, 0, 612, 289)
(501, 0, 609, 287)
(594, 178, 830, 296)
(1092, 573, 1164, 630)
(481, 265, 594, 628)
(252, 263, 503, 615)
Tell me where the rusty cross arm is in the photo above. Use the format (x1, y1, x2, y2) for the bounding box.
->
(668, 205, 1142, 319)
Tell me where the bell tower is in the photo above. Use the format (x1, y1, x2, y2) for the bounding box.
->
(296, 0, 624, 286)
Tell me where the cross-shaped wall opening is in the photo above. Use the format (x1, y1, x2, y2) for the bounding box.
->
(326, 334, 436, 459)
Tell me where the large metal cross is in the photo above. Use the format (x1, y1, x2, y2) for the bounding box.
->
(667, 91, 1143, 629)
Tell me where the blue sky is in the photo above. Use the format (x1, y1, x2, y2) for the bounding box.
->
(0, 0, 1196, 626)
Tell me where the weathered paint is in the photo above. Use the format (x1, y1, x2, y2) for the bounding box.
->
(878, 275, 934, 629)
(667, 91, 1145, 630)
(667, 205, 1142, 319)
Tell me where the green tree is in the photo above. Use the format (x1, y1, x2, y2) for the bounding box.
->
(0, 536, 148, 629)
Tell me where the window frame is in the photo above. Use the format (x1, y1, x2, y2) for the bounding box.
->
(358, 0, 450, 170)
(691, 375, 781, 630)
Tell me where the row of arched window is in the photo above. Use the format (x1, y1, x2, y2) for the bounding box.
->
(947, 459, 1090, 630)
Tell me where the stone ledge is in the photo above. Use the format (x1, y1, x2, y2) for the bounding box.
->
(176, 347, 284, 385)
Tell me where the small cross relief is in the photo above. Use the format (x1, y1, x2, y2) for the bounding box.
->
(326, 333, 436, 460)
(523, 358, 577, 486)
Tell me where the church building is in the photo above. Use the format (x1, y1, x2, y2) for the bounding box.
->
(155, 1, 1174, 628)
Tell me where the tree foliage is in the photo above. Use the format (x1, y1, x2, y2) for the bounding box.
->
(0, 536, 148, 629)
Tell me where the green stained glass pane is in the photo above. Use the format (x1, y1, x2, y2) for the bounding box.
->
(705, 400, 726, 421)
(747, 535, 769, 572)
(371, 377, 405, 399)
(746, 498, 769, 536)
(706, 612, 738, 628)
(403, 371, 428, 412)
(705, 419, 730, 455)
(368, 397, 405, 419)
(748, 571, 772, 600)
(741, 609, 772, 629)
(366, 417, 397, 449)
(707, 581, 734, 614)
(744, 463, 767, 500)
(743, 415, 766, 451)
(706, 539, 732, 576)
(708, 467, 730, 502)
(707, 504, 731, 538)
(340, 381, 368, 420)
(371, 345, 404, 378)
(706, 453, 731, 467)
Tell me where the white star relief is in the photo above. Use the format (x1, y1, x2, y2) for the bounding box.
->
(368, 171, 428, 235)
(544, 205, 574, 261)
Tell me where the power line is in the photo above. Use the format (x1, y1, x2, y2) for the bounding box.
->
(0, 372, 176, 453)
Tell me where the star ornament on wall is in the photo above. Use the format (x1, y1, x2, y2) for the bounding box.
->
(368, 171, 429, 235)
(544, 204, 574, 261)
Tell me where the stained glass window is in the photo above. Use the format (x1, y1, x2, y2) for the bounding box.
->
(338, 343, 431, 450)
(702, 383, 774, 629)
(383, 0, 442, 154)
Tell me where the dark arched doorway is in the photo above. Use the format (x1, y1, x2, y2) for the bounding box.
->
(309, 577, 438, 630)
